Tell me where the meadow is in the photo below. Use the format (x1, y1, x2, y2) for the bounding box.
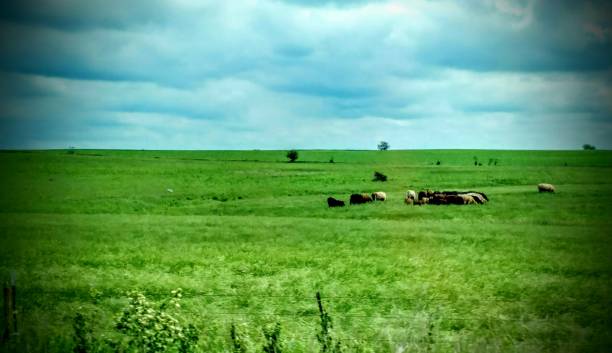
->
(0, 149, 611, 352)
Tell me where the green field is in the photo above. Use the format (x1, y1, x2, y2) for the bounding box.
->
(1, 149, 611, 352)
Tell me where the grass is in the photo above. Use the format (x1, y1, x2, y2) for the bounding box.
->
(0, 149, 611, 352)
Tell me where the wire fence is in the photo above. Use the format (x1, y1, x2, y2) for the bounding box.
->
(15, 286, 540, 302)
(6, 288, 610, 352)
(9, 286, 604, 324)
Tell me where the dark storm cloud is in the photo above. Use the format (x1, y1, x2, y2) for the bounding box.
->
(0, 0, 610, 149)
(0, 0, 174, 30)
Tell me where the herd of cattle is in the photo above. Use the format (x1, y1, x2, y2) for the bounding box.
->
(327, 183, 556, 208)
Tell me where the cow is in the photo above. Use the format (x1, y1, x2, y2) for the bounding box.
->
(404, 196, 414, 205)
(415, 197, 429, 205)
(371, 191, 387, 201)
(446, 194, 465, 205)
(464, 191, 489, 201)
(418, 190, 487, 205)
(538, 183, 555, 193)
(418, 191, 428, 200)
(406, 190, 417, 201)
(429, 193, 448, 205)
(327, 197, 345, 207)
(466, 192, 487, 204)
(459, 194, 476, 204)
(350, 193, 373, 205)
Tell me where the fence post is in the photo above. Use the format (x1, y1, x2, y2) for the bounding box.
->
(2, 271, 17, 342)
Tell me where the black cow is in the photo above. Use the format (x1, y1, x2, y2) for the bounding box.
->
(327, 197, 345, 208)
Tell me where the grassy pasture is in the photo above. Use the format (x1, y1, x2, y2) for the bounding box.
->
(0, 149, 611, 352)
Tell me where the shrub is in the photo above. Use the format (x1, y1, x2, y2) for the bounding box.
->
(583, 144, 596, 150)
(372, 171, 387, 182)
(286, 150, 299, 162)
(113, 289, 199, 353)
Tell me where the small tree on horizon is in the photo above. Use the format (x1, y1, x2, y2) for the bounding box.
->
(377, 141, 390, 151)
(286, 150, 299, 162)
(583, 144, 596, 150)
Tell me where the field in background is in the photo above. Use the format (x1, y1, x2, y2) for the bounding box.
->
(0, 149, 611, 352)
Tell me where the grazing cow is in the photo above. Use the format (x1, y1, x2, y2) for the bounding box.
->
(372, 191, 387, 201)
(404, 196, 414, 205)
(418, 190, 487, 205)
(350, 193, 373, 205)
(416, 197, 429, 205)
(459, 195, 476, 204)
(538, 183, 555, 193)
(327, 197, 345, 208)
(429, 193, 449, 205)
(464, 191, 489, 201)
(446, 194, 465, 205)
(466, 192, 487, 204)
(418, 191, 428, 200)
(406, 190, 417, 201)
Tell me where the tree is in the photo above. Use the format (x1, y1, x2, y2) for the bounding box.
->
(583, 144, 596, 150)
(377, 141, 390, 151)
(286, 149, 299, 162)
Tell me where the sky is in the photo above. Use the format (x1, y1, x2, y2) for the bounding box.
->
(0, 0, 611, 150)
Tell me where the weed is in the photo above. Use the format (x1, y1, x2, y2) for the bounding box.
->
(262, 322, 283, 353)
(230, 322, 250, 353)
(316, 292, 342, 353)
(73, 311, 95, 353)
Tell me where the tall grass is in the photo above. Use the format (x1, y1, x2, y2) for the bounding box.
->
(0, 149, 611, 352)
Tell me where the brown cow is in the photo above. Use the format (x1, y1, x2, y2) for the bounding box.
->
(350, 193, 373, 205)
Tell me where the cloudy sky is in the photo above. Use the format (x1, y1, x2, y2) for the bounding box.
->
(0, 0, 611, 150)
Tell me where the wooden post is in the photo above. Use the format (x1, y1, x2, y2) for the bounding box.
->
(10, 272, 17, 340)
(2, 272, 17, 342)
(2, 282, 12, 341)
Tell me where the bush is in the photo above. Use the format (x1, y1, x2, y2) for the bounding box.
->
(583, 144, 596, 150)
(372, 171, 387, 182)
(286, 150, 298, 162)
(114, 289, 199, 353)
